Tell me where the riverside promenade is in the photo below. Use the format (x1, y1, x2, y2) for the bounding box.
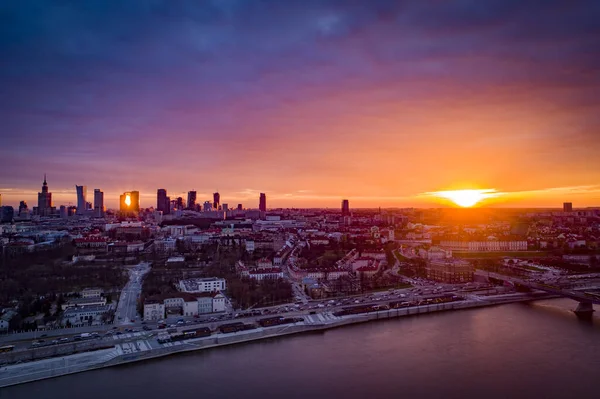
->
(0, 293, 558, 388)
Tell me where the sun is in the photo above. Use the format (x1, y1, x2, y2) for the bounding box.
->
(125, 194, 131, 206)
(430, 189, 499, 208)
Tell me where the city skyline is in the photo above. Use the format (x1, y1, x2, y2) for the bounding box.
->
(0, 176, 599, 210)
(1, 2, 599, 209)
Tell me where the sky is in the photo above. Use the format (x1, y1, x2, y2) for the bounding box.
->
(1, 0, 599, 209)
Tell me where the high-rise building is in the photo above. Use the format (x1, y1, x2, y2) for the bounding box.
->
(1, 206, 14, 223)
(176, 197, 184, 210)
(18, 201, 28, 215)
(237, 204, 243, 211)
(222, 203, 229, 212)
(94, 189, 104, 217)
(259, 193, 266, 212)
(37, 175, 53, 216)
(563, 202, 573, 212)
(187, 191, 197, 210)
(203, 201, 212, 212)
(119, 191, 140, 215)
(0, 193, 2, 207)
(213, 192, 220, 210)
(60, 205, 68, 219)
(342, 199, 350, 216)
(76, 185, 87, 215)
(157, 189, 170, 215)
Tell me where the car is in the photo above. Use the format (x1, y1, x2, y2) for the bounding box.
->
(143, 326, 151, 331)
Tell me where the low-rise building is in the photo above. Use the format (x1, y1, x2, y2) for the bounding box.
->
(62, 305, 110, 327)
(81, 287, 104, 298)
(246, 268, 284, 281)
(74, 237, 108, 250)
(179, 277, 226, 293)
(426, 259, 474, 283)
(143, 300, 165, 321)
(62, 296, 107, 310)
(144, 291, 226, 320)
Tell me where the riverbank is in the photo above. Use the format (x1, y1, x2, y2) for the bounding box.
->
(0, 293, 560, 388)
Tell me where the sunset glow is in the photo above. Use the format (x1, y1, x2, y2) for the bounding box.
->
(124, 194, 131, 207)
(430, 190, 500, 208)
(0, 2, 599, 209)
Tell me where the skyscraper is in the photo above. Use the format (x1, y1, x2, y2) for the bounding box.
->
(119, 191, 140, 215)
(76, 185, 87, 215)
(213, 192, 220, 210)
(176, 197, 184, 210)
(37, 174, 53, 216)
(187, 191, 197, 210)
(259, 193, 266, 212)
(157, 189, 170, 215)
(563, 202, 573, 212)
(60, 205, 68, 219)
(18, 200, 28, 214)
(222, 203, 229, 212)
(342, 199, 350, 216)
(1, 206, 14, 223)
(237, 204, 243, 211)
(94, 189, 104, 217)
(203, 201, 212, 212)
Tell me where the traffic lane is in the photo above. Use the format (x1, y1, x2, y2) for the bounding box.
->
(1, 280, 461, 345)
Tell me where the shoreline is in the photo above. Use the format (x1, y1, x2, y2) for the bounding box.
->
(0, 293, 562, 388)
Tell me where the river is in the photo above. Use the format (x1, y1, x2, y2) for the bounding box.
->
(3, 298, 599, 399)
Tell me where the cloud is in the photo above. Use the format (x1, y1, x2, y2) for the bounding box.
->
(1, 1, 599, 207)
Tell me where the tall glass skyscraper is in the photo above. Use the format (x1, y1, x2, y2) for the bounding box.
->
(76, 185, 87, 215)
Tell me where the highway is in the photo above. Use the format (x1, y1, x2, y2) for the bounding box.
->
(114, 262, 151, 325)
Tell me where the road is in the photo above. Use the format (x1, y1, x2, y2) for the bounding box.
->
(280, 243, 311, 304)
(114, 262, 151, 325)
(4, 264, 600, 352)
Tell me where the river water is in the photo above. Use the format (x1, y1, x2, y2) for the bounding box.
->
(3, 298, 600, 399)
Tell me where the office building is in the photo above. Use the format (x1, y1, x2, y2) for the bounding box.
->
(342, 199, 350, 216)
(76, 185, 87, 215)
(37, 175, 53, 216)
(176, 197, 184, 210)
(563, 202, 573, 212)
(119, 191, 140, 215)
(60, 205, 68, 219)
(213, 192, 220, 210)
(203, 201, 212, 212)
(18, 201, 28, 215)
(222, 203, 229, 212)
(157, 189, 170, 215)
(187, 191, 197, 210)
(259, 193, 266, 212)
(94, 189, 104, 217)
(0, 206, 14, 223)
(237, 204, 243, 211)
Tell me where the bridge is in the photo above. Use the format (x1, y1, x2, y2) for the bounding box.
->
(476, 270, 599, 318)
